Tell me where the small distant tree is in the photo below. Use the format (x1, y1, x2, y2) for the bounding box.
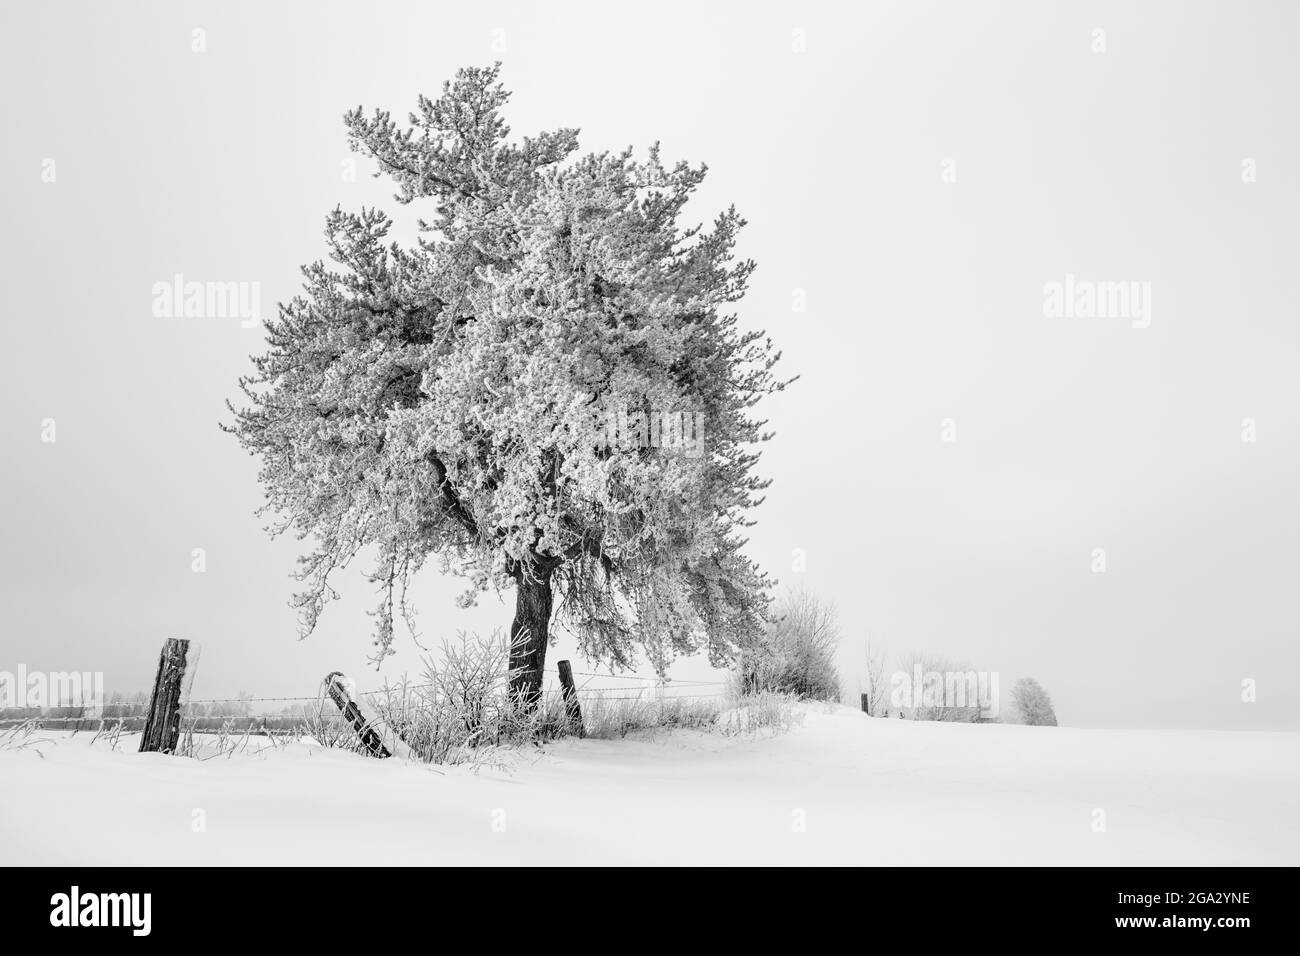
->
(1011, 677, 1058, 726)
(860, 639, 887, 716)
(742, 591, 841, 701)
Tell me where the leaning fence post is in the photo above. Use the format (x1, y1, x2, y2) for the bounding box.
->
(324, 673, 391, 758)
(556, 660, 584, 738)
(324, 672, 415, 760)
(139, 638, 190, 754)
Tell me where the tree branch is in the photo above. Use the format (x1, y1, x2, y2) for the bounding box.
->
(428, 453, 480, 540)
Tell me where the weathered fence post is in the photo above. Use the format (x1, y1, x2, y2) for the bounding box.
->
(556, 660, 584, 738)
(861, 693, 870, 715)
(139, 638, 190, 754)
(324, 673, 391, 758)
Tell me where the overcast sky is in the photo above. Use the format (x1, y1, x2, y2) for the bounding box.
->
(2, 0, 1297, 730)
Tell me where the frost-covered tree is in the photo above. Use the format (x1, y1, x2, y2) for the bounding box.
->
(227, 65, 787, 705)
(742, 590, 841, 701)
(1010, 677, 1058, 726)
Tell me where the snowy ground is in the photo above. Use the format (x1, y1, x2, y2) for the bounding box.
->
(3, 704, 1297, 865)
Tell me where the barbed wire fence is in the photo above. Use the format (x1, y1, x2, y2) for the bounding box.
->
(0, 664, 731, 733)
(179, 671, 727, 706)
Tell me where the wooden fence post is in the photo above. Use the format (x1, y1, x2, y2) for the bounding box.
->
(556, 660, 584, 738)
(324, 672, 392, 758)
(139, 638, 190, 754)
(861, 693, 870, 715)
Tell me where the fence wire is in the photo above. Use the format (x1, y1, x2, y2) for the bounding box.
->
(1, 667, 731, 730)
(179, 667, 728, 711)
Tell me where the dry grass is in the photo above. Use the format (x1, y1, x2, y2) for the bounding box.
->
(175, 716, 301, 760)
(715, 690, 804, 736)
(580, 693, 724, 739)
(0, 718, 55, 757)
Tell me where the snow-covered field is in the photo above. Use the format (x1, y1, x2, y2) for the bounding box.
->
(3, 704, 1297, 866)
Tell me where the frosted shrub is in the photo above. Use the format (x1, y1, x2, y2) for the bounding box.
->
(369, 632, 567, 764)
(741, 591, 841, 701)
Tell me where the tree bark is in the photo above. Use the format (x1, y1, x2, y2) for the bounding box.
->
(508, 561, 554, 708)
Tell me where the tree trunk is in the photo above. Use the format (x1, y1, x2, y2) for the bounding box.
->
(508, 562, 554, 708)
